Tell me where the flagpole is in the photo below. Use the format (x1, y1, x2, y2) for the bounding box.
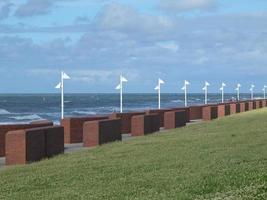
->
(221, 87, 224, 103)
(120, 75, 123, 113)
(205, 87, 208, 105)
(158, 80, 161, 109)
(184, 85, 187, 107)
(61, 71, 64, 119)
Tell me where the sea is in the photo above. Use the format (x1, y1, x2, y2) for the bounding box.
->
(0, 93, 263, 124)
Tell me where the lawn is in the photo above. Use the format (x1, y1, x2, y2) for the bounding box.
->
(0, 109, 267, 199)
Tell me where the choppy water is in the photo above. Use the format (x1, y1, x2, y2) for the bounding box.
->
(0, 93, 263, 124)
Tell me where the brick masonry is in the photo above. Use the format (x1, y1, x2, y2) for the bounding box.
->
(146, 109, 172, 127)
(61, 116, 109, 144)
(5, 126, 64, 165)
(217, 104, 225, 118)
(229, 103, 237, 115)
(0, 121, 53, 157)
(83, 119, 122, 147)
(109, 112, 145, 134)
(164, 110, 186, 129)
(202, 105, 218, 121)
(189, 105, 203, 120)
(131, 114, 160, 136)
(239, 102, 246, 112)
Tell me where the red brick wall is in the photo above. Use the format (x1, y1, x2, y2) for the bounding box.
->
(262, 100, 266, 107)
(202, 106, 218, 121)
(229, 103, 236, 115)
(255, 100, 260, 109)
(146, 109, 172, 127)
(169, 107, 190, 122)
(5, 126, 64, 166)
(248, 101, 253, 110)
(109, 112, 145, 134)
(131, 114, 160, 136)
(61, 116, 108, 144)
(83, 119, 121, 147)
(189, 105, 203, 120)
(164, 111, 186, 129)
(0, 121, 53, 157)
(239, 102, 246, 112)
(217, 104, 225, 118)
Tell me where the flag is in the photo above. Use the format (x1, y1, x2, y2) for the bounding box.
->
(159, 78, 165, 84)
(237, 84, 241, 88)
(185, 80, 190, 85)
(222, 82, 226, 87)
(251, 84, 255, 88)
(181, 86, 185, 90)
(62, 72, 70, 80)
(202, 86, 207, 91)
(219, 87, 223, 91)
(205, 81, 210, 86)
(55, 82, 62, 89)
(121, 76, 128, 82)
(155, 85, 160, 90)
(116, 84, 121, 90)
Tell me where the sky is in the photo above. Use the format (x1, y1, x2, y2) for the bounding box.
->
(0, 0, 267, 93)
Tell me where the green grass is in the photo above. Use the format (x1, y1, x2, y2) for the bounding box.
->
(1, 109, 267, 200)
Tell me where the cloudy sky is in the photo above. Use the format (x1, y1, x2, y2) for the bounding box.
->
(0, 0, 267, 93)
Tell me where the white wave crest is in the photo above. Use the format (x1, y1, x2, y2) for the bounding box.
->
(9, 114, 42, 121)
(0, 109, 11, 115)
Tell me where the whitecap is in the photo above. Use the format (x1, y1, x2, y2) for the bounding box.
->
(0, 109, 11, 115)
(71, 110, 97, 115)
(9, 114, 42, 121)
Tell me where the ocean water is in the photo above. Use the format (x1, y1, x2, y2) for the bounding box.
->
(0, 93, 263, 124)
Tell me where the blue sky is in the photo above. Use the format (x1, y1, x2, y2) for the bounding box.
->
(0, 0, 267, 93)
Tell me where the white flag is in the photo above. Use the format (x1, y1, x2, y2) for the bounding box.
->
(222, 82, 226, 87)
(62, 72, 70, 80)
(205, 81, 210, 86)
(237, 84, 241, 88)
(185, 80, 190, 85)
(155, 85, 160, 90)
(121, 76, 128, 82)
(251, 84, 255, 88)
(116, 84, 121, 90)
(202, 86, 207, 91)
(181, 86, 185, 90)
(159, 78, 165, 84)
(219, 87, 223, 91)
(55, 82, 62, 89)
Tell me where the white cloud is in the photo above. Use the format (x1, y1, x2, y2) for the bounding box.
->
(159, 0, 218, 13)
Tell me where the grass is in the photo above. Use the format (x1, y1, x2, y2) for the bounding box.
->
(1, 109, 267, 199)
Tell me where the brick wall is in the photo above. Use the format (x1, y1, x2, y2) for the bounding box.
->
(5, 126, 64, 165)
(189, 105, 203, 120)
(146, 109, 172, 127)
(164, 110, 186, 129)
(202, 106, 218, 121)
(83, 119, 122, 147)
(131, 114, 160, 136)
(109, 112, 145, 134)
(0, 121, 53, 157)
(61, 116, 108, 144)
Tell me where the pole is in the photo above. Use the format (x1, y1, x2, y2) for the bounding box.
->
(251, 89, 253, 100)
(237, 88, 240, 101)
(205, 87, 207, 105)
(222, 87, 224, 103)
(61, 71, 64, 119)
(158, 81, 161, 109)
(120, 75, 123, 113)
(184, 85, 187, 107)
(264, 88, 266, 99)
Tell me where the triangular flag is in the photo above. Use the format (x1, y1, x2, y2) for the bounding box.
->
(185, 80, 190, 85)
(55, 82, 62, 89)
(181, 86, 185, 90)
(121, 76, 128, 82)
(251, 84, 255, 88)
(62, 72, 71, 80)
(155, 86, 159, 90)
(237, 84, 241, 87)
(219, 87, 223, 91)
(205, 81, 210, 86)
(222, 83, 226, 87)
(202, 86, 207, 91)
(116, 84, 121, 90)
(159, 79, 165, 84)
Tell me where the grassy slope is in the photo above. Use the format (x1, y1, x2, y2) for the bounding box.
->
(1, 109, 267, 200)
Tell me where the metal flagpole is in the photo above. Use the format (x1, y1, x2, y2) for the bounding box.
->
(120, 75, 123, 113)
(61, 71, 64, 119)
